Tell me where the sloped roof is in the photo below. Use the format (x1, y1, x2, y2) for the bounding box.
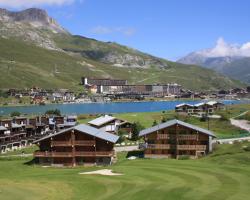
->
(0, 126, 7, 131)
(194, 102, 205, 107)
(11, 123, 23, 128)
(88, 115, 116, 126)
(206, 101, 224, 106)
(33, 124, 119, 144)
(175, 103, 194, 108)
(139, 119, 216, 137)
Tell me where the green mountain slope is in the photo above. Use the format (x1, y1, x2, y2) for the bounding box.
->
(0, 37, 244, 91)
(221, 57, 250, 84)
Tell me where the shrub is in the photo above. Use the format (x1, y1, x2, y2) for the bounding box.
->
(10, 111, 21, 117)
(152, 120, 158, 126)
(45, 109, 61, 116)
(200, 114, 207, 122)
(161, 116, 167, 123)
(117, 130, 127, 143)
(131, 122, 144, 141)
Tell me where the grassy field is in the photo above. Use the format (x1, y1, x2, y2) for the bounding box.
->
(76, 104, 250, 139)
(115, 104, 250, 139)
(0, 142, 250, 200)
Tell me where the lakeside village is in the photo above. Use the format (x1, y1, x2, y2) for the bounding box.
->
(0, 99, 227, 166)
(0, 76, 250, 106)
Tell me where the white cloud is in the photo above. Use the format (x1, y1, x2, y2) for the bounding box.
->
(0, 0, 75, 8)
(197, 37, 250, 57)
(90, 26, 136, 36)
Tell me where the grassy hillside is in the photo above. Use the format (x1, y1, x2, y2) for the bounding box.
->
(222, 57, 250, 84)
(0, 37, 245, 90)
(1, 142, 250, 200)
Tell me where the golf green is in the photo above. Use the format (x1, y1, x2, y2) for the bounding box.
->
(0, 143, 250, 200)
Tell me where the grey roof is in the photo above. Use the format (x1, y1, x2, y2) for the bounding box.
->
(88, 115, 116, 126)
(33, 124, 119, 144)
(175, 103, 194, 108)
(11, 123, 23, 128)
(139, 119, 216, 137)
(0, 126, 7, 131)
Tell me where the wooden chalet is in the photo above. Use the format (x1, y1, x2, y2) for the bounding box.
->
(0, 116, 51, 153)
(139, 119, 216, 159)
(88, 115, 132, 134)
(175, 103, 194, 114)
(33, 124, 119, 167)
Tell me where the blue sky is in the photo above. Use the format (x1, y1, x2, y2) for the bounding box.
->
(1, 0, 250, 60)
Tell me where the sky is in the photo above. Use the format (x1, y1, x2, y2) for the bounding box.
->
(0, 0, 250, 60)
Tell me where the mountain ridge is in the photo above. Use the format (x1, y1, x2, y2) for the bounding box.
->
(0, 8, 246, 90)
(178, 38, 250, 84)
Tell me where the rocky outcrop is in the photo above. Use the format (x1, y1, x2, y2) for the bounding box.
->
(0, 8, 68, 50)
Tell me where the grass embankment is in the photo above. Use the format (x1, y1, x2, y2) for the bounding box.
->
(0, 142, 250, 200)
(0, 145, 38, 157)
(0, 96, 31, 107)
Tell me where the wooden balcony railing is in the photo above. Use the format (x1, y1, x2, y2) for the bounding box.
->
(147, 144, 170, 149)
(34, 151, 73, 157)
(75, 151, 114, 157)
(34, 151, 114, 158)
(51, 140, 96, 146)
(75, 140, 96, 146)
(51, 141, 72, 146)
(177, 145, 206, 151)
(177, 135, 198, 140)
(51, 152, 73, 157)
(157, 134, 169, 140)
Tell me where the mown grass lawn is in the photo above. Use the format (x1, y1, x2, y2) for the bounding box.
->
(1, 142, 250, 200)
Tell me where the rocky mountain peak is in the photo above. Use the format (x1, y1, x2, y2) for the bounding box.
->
(9, 8, 50, 23)
(0, 8, 67, 34)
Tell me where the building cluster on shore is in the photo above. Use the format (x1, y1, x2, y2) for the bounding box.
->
(82, 77, 182, 97)
(1, 78, 250, 106)
(175, 101, 225, 115)
(6, 88, 76, 105)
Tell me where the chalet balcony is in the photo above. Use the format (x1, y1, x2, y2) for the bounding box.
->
(177, 135, 198, 140)
(147, 144, 170, 149)
(51, 141, 72, 147)
(34, 151, 114, 158)
(157, 134, 169, 140)
(74, 140, 96, 146)
(177, 145, 206, 151)
(75, 151, 114, 157)
(34, 151, 73, 157)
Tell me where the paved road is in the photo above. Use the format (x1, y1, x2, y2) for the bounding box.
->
(216, 113, 250, 144)
(114, 145, 139, 152)
(216, 136, 250, 144)
(230, 119, 250, 132)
